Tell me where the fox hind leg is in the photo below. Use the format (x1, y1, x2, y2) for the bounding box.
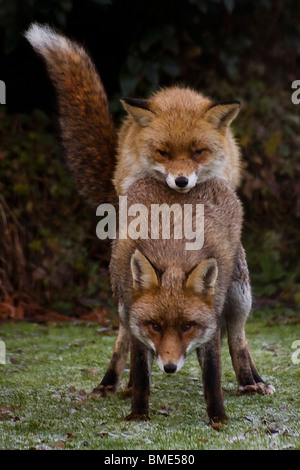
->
(224, 244, 275, 396)
(91, 321, 130, 397)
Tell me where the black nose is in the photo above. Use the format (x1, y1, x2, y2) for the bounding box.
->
(164, 363, 177, 374)
(175, 176, 188, 188)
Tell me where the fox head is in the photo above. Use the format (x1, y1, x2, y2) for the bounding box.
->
(121, 87, 240, 193)
(129, 249, 218, 374)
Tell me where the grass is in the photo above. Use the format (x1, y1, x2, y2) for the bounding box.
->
(0, 313, 299, 450)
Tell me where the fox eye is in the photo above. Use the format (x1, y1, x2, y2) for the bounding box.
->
(193, 149, 207, 160)
(151, 323, 161, 333)
(157, 149, 170, 159)
(181, 324, 192, 333)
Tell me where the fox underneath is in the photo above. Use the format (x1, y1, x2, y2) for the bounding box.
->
(93, 177, 274, 424)
(25, 23, 240, 205)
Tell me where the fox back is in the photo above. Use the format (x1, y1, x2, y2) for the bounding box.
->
(110, 176, 242, 371)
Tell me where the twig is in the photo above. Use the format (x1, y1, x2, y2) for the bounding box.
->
(0, 194, 24, 233)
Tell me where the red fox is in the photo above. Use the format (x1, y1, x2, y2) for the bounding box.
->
(116, 90, 240, 195)
(94, 177, 274, 424)
(25, 24, 274, 424)
(25, 23, 241, 203)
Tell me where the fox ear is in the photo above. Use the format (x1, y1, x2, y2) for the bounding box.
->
(121, 97, 154, 126)
(204, 101, 240, 131)
(186, 258, 218, 296)
(131, 249, 159, 292)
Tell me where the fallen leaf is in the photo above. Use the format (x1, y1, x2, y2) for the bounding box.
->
(0, 151, 8, 160)
(54, 441, 65, 449)
(80, 368, 99, 376)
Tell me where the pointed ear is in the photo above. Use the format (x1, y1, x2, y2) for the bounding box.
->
(186, 258, 218, 295)
(131, 249, 159, 292)
(121, 97, 154, 126)
(204, 101, 240, 131)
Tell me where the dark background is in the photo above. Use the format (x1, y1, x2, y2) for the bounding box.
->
(1, 0, 300, 321)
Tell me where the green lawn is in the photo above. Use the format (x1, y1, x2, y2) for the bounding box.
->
(0, 314, 299, 450)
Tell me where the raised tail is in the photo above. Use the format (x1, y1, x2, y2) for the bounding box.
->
(25, 23, 117, 207)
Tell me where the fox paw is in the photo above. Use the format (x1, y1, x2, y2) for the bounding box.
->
(126, 413, 150, 421)
(237, 382, 275, 396)
(89, 384, 116, 398)
(210, 414, 229, 431)
(123, 386, 133, 398)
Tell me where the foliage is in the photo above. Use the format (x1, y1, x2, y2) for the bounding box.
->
(0, 108, 116, 320)
(0, 0, 74, 54)
(0, 0, 300, 314)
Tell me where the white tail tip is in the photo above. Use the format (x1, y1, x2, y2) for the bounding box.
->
(24, 23, 70, 53)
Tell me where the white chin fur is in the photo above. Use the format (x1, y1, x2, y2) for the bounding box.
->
(172, 186, 192, 193)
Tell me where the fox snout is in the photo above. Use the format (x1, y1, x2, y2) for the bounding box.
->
(166, 172, 198, 192)
(156, 353, 186, 374)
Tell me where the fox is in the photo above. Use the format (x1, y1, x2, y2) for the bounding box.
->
(116, 90, 240, 195)
(25, 24, 275, 424)
(93, 177, 274, 424)
(25, 23, 241, 204)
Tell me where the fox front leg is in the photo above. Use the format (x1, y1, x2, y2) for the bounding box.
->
(126, 336, 153, 421)
(224, 243, 275, 396)
(197, 330, 228, 427)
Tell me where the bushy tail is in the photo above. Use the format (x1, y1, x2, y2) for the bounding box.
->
(25, 23, 117, 207)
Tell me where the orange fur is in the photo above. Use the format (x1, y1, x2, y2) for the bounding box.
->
(115, 87, 241, 195)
